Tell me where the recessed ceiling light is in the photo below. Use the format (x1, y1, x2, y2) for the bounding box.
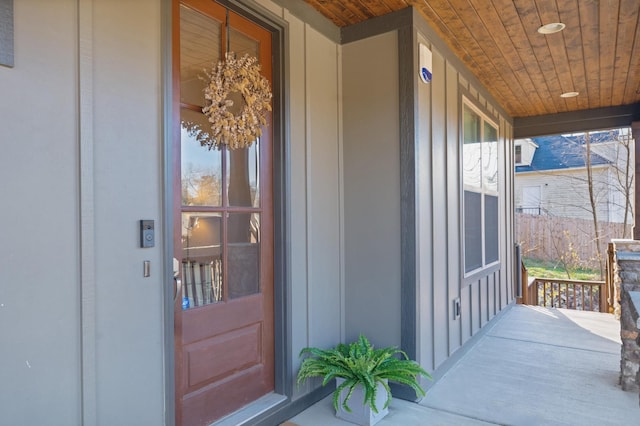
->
(560, 91, 579, 98)
(538, 22, 566, 34)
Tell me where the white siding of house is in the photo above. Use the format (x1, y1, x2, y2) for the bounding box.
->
(515, 165, 627, 223)
(608, 168, 629, 223)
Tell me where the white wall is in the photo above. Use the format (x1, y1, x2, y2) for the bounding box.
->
(0, 1, 81, 424)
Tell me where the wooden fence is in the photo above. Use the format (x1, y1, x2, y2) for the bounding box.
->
(516, 213, 631, 270)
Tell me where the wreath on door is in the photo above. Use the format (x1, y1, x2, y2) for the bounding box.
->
(197, 52, 272, 150)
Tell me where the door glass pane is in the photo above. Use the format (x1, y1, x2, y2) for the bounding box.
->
(226, 140, 259, 207)
(180, 5, 222, 107)
(229, 27, 259, 57)
(228, 213, 260, 299)
(181, 108, 222, 206)
(181, 212, 223, 308)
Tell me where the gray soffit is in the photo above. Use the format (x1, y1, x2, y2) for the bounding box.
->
(268, 0, 340, 43)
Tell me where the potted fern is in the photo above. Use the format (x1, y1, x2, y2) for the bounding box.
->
(297, 335, 432, 426)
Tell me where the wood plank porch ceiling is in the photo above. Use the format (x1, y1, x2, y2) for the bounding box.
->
(304, 0, 640, 119)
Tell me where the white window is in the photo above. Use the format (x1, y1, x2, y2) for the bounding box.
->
(463, 98, 499, 273)
(515, 145, 522, 164)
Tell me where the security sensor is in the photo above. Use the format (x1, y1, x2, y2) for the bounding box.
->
(419, 43, 433, 84)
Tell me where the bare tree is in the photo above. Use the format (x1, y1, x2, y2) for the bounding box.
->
(584, 133, 605, 279)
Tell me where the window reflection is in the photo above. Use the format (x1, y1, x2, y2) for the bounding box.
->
(227, 139, 260, 207)
(181, 109, 223, 206)
(180, 5, 222, 107)
(483, 121, 498, 192)
(228, 213, 260, 299)
(178, 3, 266, 309)
(463, 105, 482, 188)
(462, 98, 500, 274)
(181, 212, 223, 308)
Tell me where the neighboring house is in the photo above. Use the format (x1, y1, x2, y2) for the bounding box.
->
(0, 2, 638, 426)
(515, 130, 633, 224)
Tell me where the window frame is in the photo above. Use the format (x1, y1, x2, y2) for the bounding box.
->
(462, 96, 500, 276)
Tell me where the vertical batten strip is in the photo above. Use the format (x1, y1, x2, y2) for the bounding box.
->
(302, 20, 311, 394)
(161, 0, 174, 420)
(0, 0, 13, 67)
(336, 43, 346, 343)
(78, 0, 96, 424)
(283, 8, 310, 398)
(399, 24, 417, 366)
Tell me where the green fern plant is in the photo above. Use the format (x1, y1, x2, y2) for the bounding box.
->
(296, 334, 432, 414)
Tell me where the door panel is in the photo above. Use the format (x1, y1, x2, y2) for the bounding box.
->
(181, 295, 263, 344)
(173, 1, 274, 424)
(185, 322, 262, 390)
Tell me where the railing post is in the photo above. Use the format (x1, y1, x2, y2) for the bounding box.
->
(600, 282, 607, 313)
(515, 244, 525, 304)
(521, 261, 528, 305)
(607, 242, 614, 312)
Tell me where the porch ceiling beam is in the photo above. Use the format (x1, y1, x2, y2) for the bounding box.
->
(514, 103, 640, 139)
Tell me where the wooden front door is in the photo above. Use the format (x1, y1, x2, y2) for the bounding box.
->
(173, 1, 274, 424)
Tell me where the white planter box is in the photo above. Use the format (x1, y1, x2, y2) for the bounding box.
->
(335, 378, 389, 426)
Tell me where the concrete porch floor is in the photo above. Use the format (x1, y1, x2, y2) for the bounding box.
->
(284, 305, 639, 425)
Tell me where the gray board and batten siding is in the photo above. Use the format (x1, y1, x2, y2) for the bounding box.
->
(0, 0, 515, 424)
(340, 5, 516, 391)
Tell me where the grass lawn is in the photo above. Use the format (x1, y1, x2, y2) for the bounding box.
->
(522, 258, 602, 281)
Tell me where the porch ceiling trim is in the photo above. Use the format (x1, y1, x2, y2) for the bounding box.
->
(514, 103, 640, 139)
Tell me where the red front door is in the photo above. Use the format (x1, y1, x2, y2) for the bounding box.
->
(172, 1, 274, 424)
